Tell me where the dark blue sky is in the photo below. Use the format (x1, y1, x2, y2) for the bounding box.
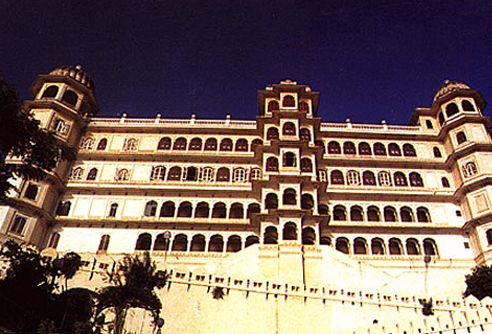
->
(1, 0, 491, 124)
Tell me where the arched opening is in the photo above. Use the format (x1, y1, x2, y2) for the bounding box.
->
(42, 85, 59, 99)
(208, 235, 224, 252)
(97, 138, 108, 150)
(283, 152, 296, 167)
(61, 90, 78, 107)
(283, 188, 297, 205)
(302, 227, 316, 245)
(108, 203, 118, 217)
(282, 95, 295, 107)
(416, 207, 431, 222)
(353, 238, 368, 254)
(343, 142, 356, 155)
(359, 142, 372, 155)
(229, 203, 244, 219)
(190, 234, 206, 252)
(371, 238, 385, 255)
(299, 101, 309, 112)
(409, 172, 424, 187)
(403, 144, 417, 157)
(300, 158, 313, 172)
(328, 141, 341, 154)
(167, 166, 182, 181)
(185, 167, 198, 181)
(456, 131, 467, 144)
(157, 137, 171, 150)
(320, 236, 331, 246)
(160, 201, 175, 218)
(267, 127, 279, 140)
(267, 100, 279, 111)
(346, 170, 360, 186)
(235, 139, 248, 151)
(282, 122, 296, 136)
(250, 139, 263, 151)
(144, 200, 158, 217)
(406, 238, 420, 255)
(177, 201, 193, 217)
(388, 143, 402, 156)
(301, 193, 314, 210)
(153, 234, 170, 251)
(135, 233, 152, 251)
(350, 206, 364, 221)
(150, 166, 166, 181)
(194, 202, 210, 218)
(335, 238, 350, 254)
(245, 235, 260, 247)
(330, 170, 344, 185)
(394, 172, 408, 186)
(173, 137, 187, 150)
(300, 128, 311, 141)
(204, 138, 218, 151)
(441, 177, 450, 188)
(433, 147, 442, 158)
(367, 206, 380, 222)
(318, 204, 329, 215)
(423, 238, 438, 256)
(217, 167, 230, 182)
(373, 143, 386, 156)
(87, 168, 98, 181)
(426, 120, 434, 129)
(282, 222, 297, 240)
(384, 206, 397, 222)
(264, 226, 278, 244)
(226, 235, 242, 252)
(265, 193, 278, 209)
(171, 234, 188, 251)
(189, 138, 202, 150)
(445, 102, 459, 118)
(220, 138, 233, 151)
(57, 201, 71, 216)
(389, 238, 402, 255)
(266, 157, 279, 171)
(463, 162, 477, 177)
(212, 202, 227, 218)
(462, 100, 475, 111)
(363, 171, 376, 186)
(48, 232, 61, 249)
(333, 205, 346, 221)
(247, 203, 261, 218)
(400, 207, 414, 222)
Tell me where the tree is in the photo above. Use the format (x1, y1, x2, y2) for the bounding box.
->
(464, 265, 492, 300)
(96, 252, 167, 334)
(0, 76, 74, 201)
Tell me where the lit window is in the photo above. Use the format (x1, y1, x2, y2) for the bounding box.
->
(250, 168, 262, 180)
(233, 168, 247, 183)
(378, 171, 392, 186)
(346, 170, 360, 186)
(317, 169, 327, 182)
(199, 167, 214, 182)
(462, 162, 477, 178)
(9, 215, 27, 235)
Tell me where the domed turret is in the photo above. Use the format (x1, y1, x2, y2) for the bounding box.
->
(433, 80, 471, 102)
(49, 65, 95, 91)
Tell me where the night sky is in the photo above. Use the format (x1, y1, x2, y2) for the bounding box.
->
(1, 0, 492, 124)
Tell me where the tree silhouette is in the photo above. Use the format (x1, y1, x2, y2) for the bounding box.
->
(464, 265, 492, 300)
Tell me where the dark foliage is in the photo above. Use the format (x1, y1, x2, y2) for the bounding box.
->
(212, 286, 225, 300)
(464, 265, 492, 300)
(0, 76, 75, 201)
(418, 298, 434, 316)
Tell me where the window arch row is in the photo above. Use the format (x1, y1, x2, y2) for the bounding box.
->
(328, 169, 425, 188)
(332, 204, 432, 223)
(325, 141, 417, 157)
(333, 236, 438, 256)
(156, 136, 260, 152)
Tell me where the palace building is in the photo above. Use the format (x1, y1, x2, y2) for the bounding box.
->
(2, 65, 492, 334)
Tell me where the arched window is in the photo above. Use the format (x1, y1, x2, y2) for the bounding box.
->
(446, 102, 459, 118)
(190, 234, 206, 252)
(250, 139, 263, 151)
(343, 142, 356, 155)
(233, 168, 247, 183)
(335, 238, 350, 254)
(177, 202, 192, 217)
(80, 137, 95, 150)
(227, 235, 242, 252)
(157, 137, 171, 150)
(247, 203, 261, 218)
(328, 141, 341, 154)
(220, 138, 233, 151)
(400, 207, 414, 222)
(245, 235, 260, 247)
(70, 167, 84, 180)
(57, 201, 71, 216)
(264, 226, 278, 244)
(433, 147, 442, 158)
(173, 137, 187, 150)
(320, 235, 331, 246)
(283, 222, 297, 240)
(371, 238, 385, 255)
(199, 167, 214, 182)
(208, 235, 224, 252)
(362, 171, 376, 186)
(384, 206, 397, 222)
(123, 138, 138, 151)
(154, 234, 170, 251)
(235, 139, 248, 151)
(53, 118, 69, 134)
(346, 170, 360, 186)
(417, 207, 431, 222)
(441, 177, 450, 188)
(462, 100, 475, 111)
(204, 138, 218, 151)
(373, 143, 386, 156)
(318, 204, 329, 215)
(250, 168, 262, 181)
(299, 101, 309, 112)
(150, 166, 166, 181)
(135, 233, 152, 251)
(267, 100, 279, 111)
(61, 90, 78, 107)
(189, 138, 202, 151)
(388, 143, 401, 156)
(394, 172, 408, 186)
(409, 172, 424, 187)
(184, 166, 198, 181)
(425, 120, 434, 129)
(350, 206, 364, 221)
(144, 200, 158, 217)
(367, 206, 380, 222)
(462, 162, 478, 178)
(24, 183, 38, 200)
(42, 85, 59, 99)
(267, 127, 279, 140)
(265, 193, 278, 209)
(378, 171, 392, 187)
(423, 238, 438, 256)
(302, 227, 316, 245)
(108, 203, 118, 217)
(48, 233, 61, 249)
(87, 168, 98, 181)
(389, 238, 402, 255)
(333, 205, 346, 221)
(354, 238, 368, 254)
(301, 193, 314, 210)
(283, 188, 297, 205)
(172, 234, 188, 251)
(283, 122, 296, 136)
(195, 202, 210, 218)
(97, 138, 108, 150)
(317, 169, 327, 182)
(406, 238, 420, 255)
(229, 203, 244, 219)
(403, 144, 417, 157)
(358, 142, 372, 155)
(456, 131, 467, 144)
(283, 152, 296, 167)
(300, 128, 311, 141)
(212, 202, 227, 218)
(98, 235, 111, 253)
(266, 157, 279, 172)
(160, 201, 175, 217)
(438, 112, 445, 126)
(115, 168, 130, 181)
(282, 95, 295, 107)
(167, 167, 182, 181)
(330, 170, 344, 185)
(217, 167, 231, 182)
